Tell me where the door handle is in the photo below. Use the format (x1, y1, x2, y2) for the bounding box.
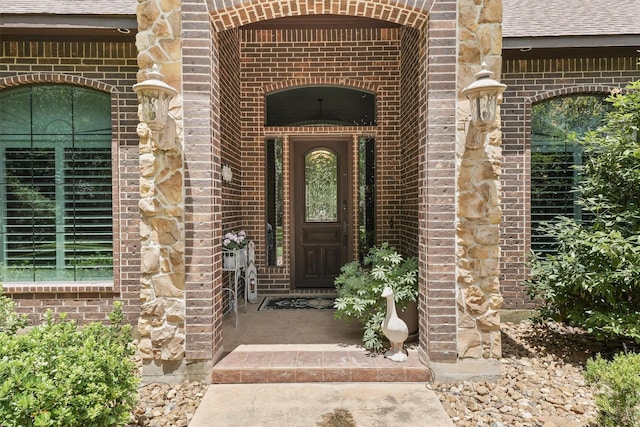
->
(342, 200, 348, 247)
(343, 221, 348, 246)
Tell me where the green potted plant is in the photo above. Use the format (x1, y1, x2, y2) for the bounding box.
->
(333, 242, 418, 351)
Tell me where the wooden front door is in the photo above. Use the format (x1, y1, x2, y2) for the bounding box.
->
(292, 138, 352, 288)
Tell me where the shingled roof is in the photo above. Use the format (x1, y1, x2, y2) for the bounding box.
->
(503, 0, 640, 38)
(2, 0, 640, 44)
(0, 0, 135, 15)
(502, 0, 640, 51)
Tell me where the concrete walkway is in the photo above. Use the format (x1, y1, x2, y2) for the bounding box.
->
(189, 382, 454, 426)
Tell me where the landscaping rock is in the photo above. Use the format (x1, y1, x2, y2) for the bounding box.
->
(433, 320, 600, 426)
(128, 320, 604, 426)
(127, 380, 207, 427)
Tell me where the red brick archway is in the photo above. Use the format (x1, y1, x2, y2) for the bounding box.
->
(263, 78, 379, 96)
(209, 0, 430, 31)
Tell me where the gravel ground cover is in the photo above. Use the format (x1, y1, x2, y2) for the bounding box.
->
(127, 381, 207, 427)
(432, 320, 605, 427)
(127, 320, 611, 427)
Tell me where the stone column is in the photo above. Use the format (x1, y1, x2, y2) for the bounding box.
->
(456, 0, 504, 359)
(136, 117, 185, 361)
(135, 0, 185, 361)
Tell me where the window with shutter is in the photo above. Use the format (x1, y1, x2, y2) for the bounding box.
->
(0, 85, 113, 281)
(530, 95, 609, 255)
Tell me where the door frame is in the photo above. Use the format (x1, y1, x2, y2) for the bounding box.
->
(289, 135, 354, 290)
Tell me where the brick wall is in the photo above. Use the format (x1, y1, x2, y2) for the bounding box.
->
(0, 0, 466, 365)
(181, 0, 223, 361)
(220, 28, 243, 232)
(209, 0, 459, 361)
(399, 26, 421, 257)
(238, 26, 407, 291)
(420, 0, 458, 361)
(500, 53, 640, 309)
(0, 39, 140, 325)
(218, 28, 243, 312)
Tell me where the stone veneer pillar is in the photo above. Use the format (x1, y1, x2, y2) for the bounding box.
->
(135, 0, 185, 362)
(456, 0, 505, 359)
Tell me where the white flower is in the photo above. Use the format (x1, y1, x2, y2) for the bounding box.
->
(223, 230, 248, 249)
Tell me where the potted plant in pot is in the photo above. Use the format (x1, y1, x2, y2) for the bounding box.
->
(333, 242, 418, 351)
(222, 230, 248, 270)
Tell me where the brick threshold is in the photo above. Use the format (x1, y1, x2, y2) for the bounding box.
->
(211, 344, 431, 384)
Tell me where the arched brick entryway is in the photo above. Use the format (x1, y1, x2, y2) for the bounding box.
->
(137, 0, 503, 380)
(175, 0, 459, 370)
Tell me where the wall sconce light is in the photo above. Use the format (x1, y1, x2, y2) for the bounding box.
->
(133, 64, 177, 132)
(461, 62, 507, 149)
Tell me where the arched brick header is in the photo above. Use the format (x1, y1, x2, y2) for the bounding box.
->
(209, 0, 430, 31)
(0, 73, 124, 142)
(0, 73, 124, 145)
(526, 85, 621, 107)
(523, 85, 622, 147)
(263, 78, 379, 95)
(0, 73, 118, 95)
(522, 84, 621, 155)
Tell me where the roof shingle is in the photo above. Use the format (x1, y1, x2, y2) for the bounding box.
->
(503, 0, 640, 38)
(0, 0, 135, 15)
(2, 0, 640, 39)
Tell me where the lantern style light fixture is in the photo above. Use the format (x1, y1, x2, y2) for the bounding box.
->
(462, 62, 506, 129)
(133, 64, 177, 132)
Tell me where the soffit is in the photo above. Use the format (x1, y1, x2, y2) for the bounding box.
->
(0, 0, 136, 38)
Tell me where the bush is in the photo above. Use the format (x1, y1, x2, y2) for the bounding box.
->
(527, 219, 640, 343)
(0, 302, 139, 427)
(526, 80, 640, 344)
(585, 352, 640, 427)
(0, 284, 29, 334)
(334, 243, 418, 351)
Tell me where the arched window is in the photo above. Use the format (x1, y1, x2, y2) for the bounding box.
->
(530, 95, 609, 255)
(0, 85, 113, 281)
(265, 86, 376, 126)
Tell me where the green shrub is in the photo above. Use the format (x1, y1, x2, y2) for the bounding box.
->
(527, 219, 640, 343)
(0, 302, 139, 427)
(585, 352, 640, 427)
(334, 243, 418, 351)
(526, 80, 640, 344)
(0, 284, 29, 334)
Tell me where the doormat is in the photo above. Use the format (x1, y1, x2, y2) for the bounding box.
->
(258, 296, 336, 311)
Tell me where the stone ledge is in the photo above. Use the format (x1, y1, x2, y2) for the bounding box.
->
(430, 358, 501, 383)
(3, 281, 115, 295)
(142, 359, 214, 385)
